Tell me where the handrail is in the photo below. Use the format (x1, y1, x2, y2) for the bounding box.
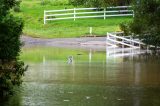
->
(107, 37, 139, 48)
(106, 32, 145, 48)
(107, 33, 144, 45)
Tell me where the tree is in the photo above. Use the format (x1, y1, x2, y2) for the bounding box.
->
(0, 0, 26, 96)
(130, 0, 160, 49)
(69, 0, 132, 7)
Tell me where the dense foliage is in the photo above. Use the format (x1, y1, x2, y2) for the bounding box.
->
(0, 15, 23, 60)
(0, 0, 25, 96)
(130, 0, 160, 48)
(69, 0, 132, 7)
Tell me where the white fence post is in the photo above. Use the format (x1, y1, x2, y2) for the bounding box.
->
(44, 10, 46, 24)
(122, 36, 124, 48)
(89, 27, 92, 35)
(104, 8, 106, 20)
(74, 8, 76, 21)
(132, 10, 134, 17)
(130, 36, 132, 47)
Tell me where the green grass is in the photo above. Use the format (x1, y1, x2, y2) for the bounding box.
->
(15, 0, 133, 38)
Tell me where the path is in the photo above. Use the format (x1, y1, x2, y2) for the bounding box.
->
(21, 36, 107, 51)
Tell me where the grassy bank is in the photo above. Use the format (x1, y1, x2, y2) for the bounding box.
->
(16, 0, 133, 38)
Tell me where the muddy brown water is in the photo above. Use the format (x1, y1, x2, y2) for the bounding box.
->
(0, 47, 160, 106)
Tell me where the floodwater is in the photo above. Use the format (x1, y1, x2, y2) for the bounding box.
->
(0, 46, 160, 106)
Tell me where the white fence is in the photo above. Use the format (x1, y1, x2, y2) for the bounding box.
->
(106, 32, 144, 49)
(44, 6, 134, 24)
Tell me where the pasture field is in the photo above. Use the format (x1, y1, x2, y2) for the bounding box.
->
(15, 0, 132, 38)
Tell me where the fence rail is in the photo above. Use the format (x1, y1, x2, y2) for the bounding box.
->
(44, 6, 134, 24)
(106, 32, 144, 49)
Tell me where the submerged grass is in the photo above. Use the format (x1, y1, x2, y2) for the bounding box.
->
(20, 47, 107, 63)
(15, 0, 133, 38)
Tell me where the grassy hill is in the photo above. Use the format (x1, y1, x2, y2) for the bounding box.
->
(15, 0, 132, 38)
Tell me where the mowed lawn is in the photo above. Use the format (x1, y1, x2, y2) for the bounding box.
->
(16, 0, 133, 38)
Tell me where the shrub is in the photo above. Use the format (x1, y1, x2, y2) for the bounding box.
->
(119, 22, 131, 36)
(69, 0, 133, 7)
(13, 0, 22, 12)
(130, 0, 160, 48)
(0, 14, 23, 60)
(0, 60, 26, 96)
(41, 0, 69, 6)
(0, 0, 26, 96)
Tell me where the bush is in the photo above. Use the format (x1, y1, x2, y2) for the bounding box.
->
(119, 0, 160, 49)
(0, 60, 26, 96)
(0, 14, 23, 60)
(119, 22, 131, 36)
(41, 0, 69, 6)
(0, 0, 26, 96)
(13, 6, 21, 12)
(13, 0, 22, 12)
(130, 0, 160, 48)
(69, 0, 133, 7)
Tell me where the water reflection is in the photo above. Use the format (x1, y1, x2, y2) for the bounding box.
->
(1, 47, 160, 106)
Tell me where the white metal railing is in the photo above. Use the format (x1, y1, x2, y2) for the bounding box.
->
(106, 32, 145, 49)
(44, 6, 134, 24)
